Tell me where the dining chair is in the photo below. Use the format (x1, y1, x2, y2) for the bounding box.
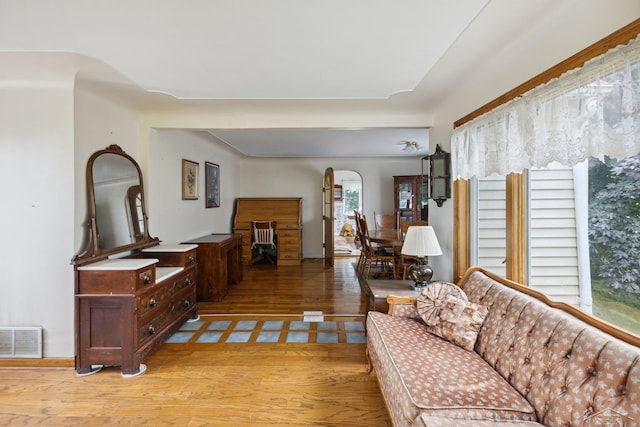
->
(358, 214, 397, 280)
(400, 220, 428, 234)
(353, 210, 366, 274)
(374, 211, 400, 230)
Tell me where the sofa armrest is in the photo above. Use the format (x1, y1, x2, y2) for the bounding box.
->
(387, 295, 420, 318)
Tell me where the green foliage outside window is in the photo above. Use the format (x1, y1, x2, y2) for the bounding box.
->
(344, 188, 360, 215)
(588, 154, 640, 294)
(588, 154, 640, 334)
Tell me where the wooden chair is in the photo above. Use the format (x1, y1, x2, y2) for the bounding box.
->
(373, 211, 400, 254)
(401, 220, 428, 234)
(250, 220, 277, 265)
(358, 214, 397, 280)
(353, 210, 366, 274)
(374, 211, 400, 231)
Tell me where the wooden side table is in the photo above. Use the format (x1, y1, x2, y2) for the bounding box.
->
(183, 234, 243, 302)
(365, 279, 422, 313)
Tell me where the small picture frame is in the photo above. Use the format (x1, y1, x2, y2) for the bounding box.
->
(205, 161, 220, 208)
(181, 159, 199, 200)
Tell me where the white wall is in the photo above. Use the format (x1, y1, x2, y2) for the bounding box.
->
(141, 126, 424, 260)
(74, 81, 144, 253)
(145, 129, 423, 258)
(147, 129, 242, 243)
(0, 67, 75, 357)
(238, 156, 421, 258)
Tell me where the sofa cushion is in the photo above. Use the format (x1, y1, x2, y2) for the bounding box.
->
(417, 282, 488, 351)
(411, 413, 543, 427)
(417, 281, 467, 325)
(427, 295, 489, 351)
(367, 311, 537, 426)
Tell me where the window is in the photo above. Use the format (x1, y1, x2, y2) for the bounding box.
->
(588, 154, 640, 335)
(454, 23, 640, 335)
(342, 180, 362, 216)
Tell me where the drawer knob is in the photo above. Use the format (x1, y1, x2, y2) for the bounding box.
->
(187, 255, 195, 264)
(185, 277, 192, 286)
(149, 298, 157, 308)
(143, 273, 152, 285)
(184, 299, 191, 308)
(148, 325, 155, 335)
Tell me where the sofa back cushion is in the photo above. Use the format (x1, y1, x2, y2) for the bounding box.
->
(461, 270, 640, 426)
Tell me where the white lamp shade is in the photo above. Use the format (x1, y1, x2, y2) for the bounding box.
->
(401, 226, 442, 257)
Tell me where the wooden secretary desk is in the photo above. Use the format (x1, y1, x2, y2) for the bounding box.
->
(233, 197, 303, 265)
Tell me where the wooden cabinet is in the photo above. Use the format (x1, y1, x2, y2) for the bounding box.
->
(394, 175, 428, 223)
(75, 244, 198, 377)
(182, 234, 243, 302)
(233, 198, 303, 265)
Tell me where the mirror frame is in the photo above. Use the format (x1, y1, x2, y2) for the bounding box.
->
(74, 144, 159, 265)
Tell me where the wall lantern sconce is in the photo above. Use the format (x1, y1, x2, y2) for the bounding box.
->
(422, 144, 451, 207)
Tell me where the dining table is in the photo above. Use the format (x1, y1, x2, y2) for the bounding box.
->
(369, 229, 404, 247)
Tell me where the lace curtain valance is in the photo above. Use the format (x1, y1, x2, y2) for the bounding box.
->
(451, 35, 640, 180)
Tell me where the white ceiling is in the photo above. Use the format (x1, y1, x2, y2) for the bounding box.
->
(1, 0, 637, 157)
(210, 127, 430, 157)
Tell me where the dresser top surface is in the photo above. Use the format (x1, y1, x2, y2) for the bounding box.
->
(142, 243, 198, 253)
(183, 234, 238, 244)
(77, 258, 158, 271)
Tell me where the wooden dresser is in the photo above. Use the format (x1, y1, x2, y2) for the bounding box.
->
(183, 234, 243, 302)
(75, 244, 198, 377)
(233, 197, 303, 265)
(74, 145, 200, 377)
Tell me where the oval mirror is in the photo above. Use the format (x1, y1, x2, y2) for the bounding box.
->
(74, 145, 158, 264)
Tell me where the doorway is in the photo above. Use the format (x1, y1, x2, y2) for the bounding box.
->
(333, 170, 362, 257)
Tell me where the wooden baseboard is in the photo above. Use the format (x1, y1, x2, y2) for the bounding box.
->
(0, 358, 74, 368)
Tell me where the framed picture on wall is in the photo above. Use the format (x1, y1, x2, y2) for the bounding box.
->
(205, 161, 220, 208)
(182, 159, 199, 200)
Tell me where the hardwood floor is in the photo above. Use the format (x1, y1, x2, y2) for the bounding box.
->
(198, 257, 366, 315)
(0, 257, 391, 426)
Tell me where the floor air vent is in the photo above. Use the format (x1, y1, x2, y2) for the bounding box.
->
(0, 327, 43, 358)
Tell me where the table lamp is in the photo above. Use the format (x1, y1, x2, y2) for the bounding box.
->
(400, 226, 442, 290)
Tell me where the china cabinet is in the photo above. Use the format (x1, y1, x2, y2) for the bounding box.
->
(393, 175, 428, 223)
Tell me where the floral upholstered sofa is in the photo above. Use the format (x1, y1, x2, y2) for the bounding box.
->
(366, 267, 640, 427)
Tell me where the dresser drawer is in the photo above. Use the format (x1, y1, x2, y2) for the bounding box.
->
(139, 285, 174, 317)
(278, 229, 299, 238)
(278, 236, 299, 246)
(138, 287, 195, 344)
(77, 260, 158, 294)
(141, 245, 198, 268)
(279, 247, 300, 260)
(172, 271, 195, 292)
(139, 271, 195, 317)
(136, 268, 155, 289)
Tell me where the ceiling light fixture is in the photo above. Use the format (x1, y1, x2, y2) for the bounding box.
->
(402, 141, 421, 152)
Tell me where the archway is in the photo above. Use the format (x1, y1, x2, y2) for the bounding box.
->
(333, 169, 362, 257)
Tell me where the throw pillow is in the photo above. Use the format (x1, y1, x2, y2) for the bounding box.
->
(416, 281, 467, 326)
(427, 295, 489, 351)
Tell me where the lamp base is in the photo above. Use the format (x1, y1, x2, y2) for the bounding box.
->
(407, 257, 433, 290)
